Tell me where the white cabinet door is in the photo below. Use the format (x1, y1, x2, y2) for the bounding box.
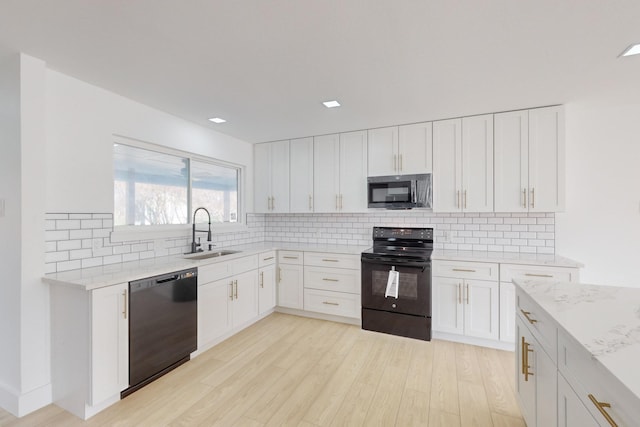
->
(290, 137, 314, 212)
(232, 270, 258, 326)
(91, 282, 128, 405)
(462, 114, 494, 212)
(516, 318, 536, 427)
(558, 374, 599, 427)
(198, 278, 233, 347)
(258, 263, 276, 314)
(529, 106, 565, 212)
(494, 110, 528, 213)
(253, 143, 271, 213)
(253, 140, 290, 213)
(398, 121, 433, 174)
(367, 126, 398, 176)
(432, 276, 464, 335)
(433, 118, 462, 212)
(463, 279, 499, 340)
(278, 263, 304, 309)
(313, 134, 340, 212)
(536, 339, 558, 427)
(269, 139, 290, 213)
(499, 282, 516, 343)
(339, 130, 368, 212)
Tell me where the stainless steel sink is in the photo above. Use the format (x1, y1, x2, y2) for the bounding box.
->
(183, 250, 240, 260)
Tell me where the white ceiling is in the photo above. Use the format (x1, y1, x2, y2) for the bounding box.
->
(0, 1, 639, 143)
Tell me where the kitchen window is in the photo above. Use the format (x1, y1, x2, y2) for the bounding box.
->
(113, 139, 242, 231)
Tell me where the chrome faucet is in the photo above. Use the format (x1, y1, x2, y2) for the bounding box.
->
(191, 207, 212, 253)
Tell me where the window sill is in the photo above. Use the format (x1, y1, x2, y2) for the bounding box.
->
(111, 223, 249, 243)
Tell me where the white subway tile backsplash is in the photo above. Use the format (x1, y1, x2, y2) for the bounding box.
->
(81, 219, 102, 229)
(56, 219, 80, 230)
(57, 240, 82, 251)
(70, 229, 92, 239)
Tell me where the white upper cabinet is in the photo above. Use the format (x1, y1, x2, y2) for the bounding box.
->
(313, 134, 340, 213)
(289, 137, 314, 212)
(367, 126, 399, 176)
(367, 123, 432, 176)
(314, 131, 367, 212)
(398, 122, 433, 175)
(339, 131, 368, 212)
(462, 115, 494, 212)
(253, 140, 290, 213)
(433, 118, 461, 212)
(433, 115, 493, 212)
(495, 106, 565, 212)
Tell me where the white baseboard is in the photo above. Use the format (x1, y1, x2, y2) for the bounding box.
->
(0, 381, 52, 417)
(432, 331, 516, 351)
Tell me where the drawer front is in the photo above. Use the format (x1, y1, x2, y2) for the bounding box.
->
(304, 266, 360, 294)
(259, 251, 276, 267)
(558, 330, 640, 427)
(278, 251, 303, 265)
(432, 260, 498, 281)
(304, 252, 360, 270)
(229, 255, 259, 274)
(501, 264, 579, 283)
(199, 261, 232, 283)
(516, 290, 557, 361)
(303, 289, 360, 318)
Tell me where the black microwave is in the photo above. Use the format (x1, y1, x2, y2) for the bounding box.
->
(367, 174, 432, 209)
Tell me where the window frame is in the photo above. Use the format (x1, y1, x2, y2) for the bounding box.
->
(111, 135, 247, 242)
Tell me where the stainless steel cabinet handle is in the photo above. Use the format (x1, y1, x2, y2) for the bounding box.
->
(322, 278, 339, 282)
(322, 301, 339, 306)
(234, 280, 238, 299)
(283, 256, 298, 259)
(452, 268, 476, 272)
(457, 283, 461, 304)
(456, 190, 460, 208)
(322, 259, 339, 262)
(399, 154, 403, 172)
(309, 195, 312, 210)
(229, 282, 234, 300)
(272, 197, 275, 210)
(335, 194, 339, 210)
(339, 194, 343, 210)
(278, 267, 282, 283)
(522, 189, 527, 208)
(464, 190, 467, 209)
(260, 271, 264, 288)
(122, 290, 127, 319)
(262, 256, 274, 261)
(588, 394, 618, 427)
(525, 273, 553, 278)
(466, 283, 469, 304)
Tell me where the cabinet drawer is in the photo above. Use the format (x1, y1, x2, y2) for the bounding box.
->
(304, 266, 359, 294)
(432, 260, 498, 281)
(304, 252, 360, 269)
(278, 251, 303, 265)
(199, 261, 232, 283)
(558, 329, 640, 427)
(501, 264, 579, 283)
(516, 290, 557, 361)
(259, 251, 276, 267)
(303, 289, 360, 318)
(229, 255, 259, 274)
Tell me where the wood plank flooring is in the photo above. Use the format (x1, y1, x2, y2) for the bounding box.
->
(0, 313, 525, 426)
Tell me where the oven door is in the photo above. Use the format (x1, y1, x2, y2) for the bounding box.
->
(361, 256, 431, 316)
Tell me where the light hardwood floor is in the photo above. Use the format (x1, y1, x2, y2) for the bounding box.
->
(0, 313, 525, 426)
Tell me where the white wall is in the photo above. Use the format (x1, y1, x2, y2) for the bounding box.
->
(0, 53, 22, 414)
(557, 101, 640, 286)
(45, 70, 254, 213)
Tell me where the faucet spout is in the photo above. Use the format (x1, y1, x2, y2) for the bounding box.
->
(191, 207, 212, 253)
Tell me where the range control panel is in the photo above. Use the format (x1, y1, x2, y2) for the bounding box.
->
(372, 227, 433, 241)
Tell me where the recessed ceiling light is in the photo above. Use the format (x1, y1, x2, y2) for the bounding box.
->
(323, 100, 341, 108)
(208, 117, 226, 123)
(620, 43, 640, 57)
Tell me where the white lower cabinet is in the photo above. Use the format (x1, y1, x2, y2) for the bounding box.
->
(303, 252, 360, 319)
(277, 251, 304, 309)
(51, 282, 129, 419)
(516, 316, 557, 427)
(499, 282, 516, 343)
(557, 373, 599, 427)
(198, 255, 259, 351)
(258, 251, 277, 314)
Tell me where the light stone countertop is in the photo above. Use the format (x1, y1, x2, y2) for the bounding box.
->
(514, 279, 640, 402)
(43, 241, 368, 291)
(432, 249, 583, 268)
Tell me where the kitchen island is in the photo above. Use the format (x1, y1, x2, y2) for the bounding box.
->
(514, 279, 640, 426)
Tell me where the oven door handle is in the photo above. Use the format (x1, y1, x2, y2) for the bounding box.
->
(361, 257, 428, 271)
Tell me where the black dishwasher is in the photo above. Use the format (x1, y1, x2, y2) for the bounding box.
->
(123, 267, 197, 398)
